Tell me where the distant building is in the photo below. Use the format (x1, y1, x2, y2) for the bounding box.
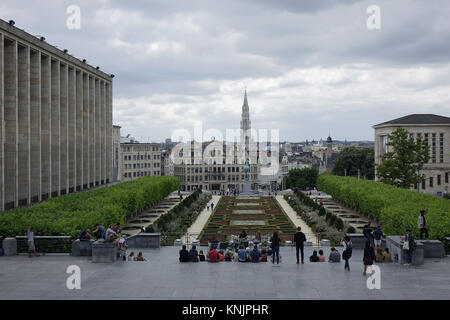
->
(373, 114, 450, 196)
(119, 142, 161, 181)
(112, 125, 121, 181)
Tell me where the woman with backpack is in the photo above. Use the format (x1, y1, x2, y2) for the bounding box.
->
(363, 239, 375, 275)
(342, 236, 352, 271)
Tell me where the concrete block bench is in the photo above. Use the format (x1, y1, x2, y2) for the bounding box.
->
(174, 239, 182, 246)
(386, 236, 424, 265)
(2, 238, 17, 256)
(92, 240, 117, 263)
(305, 241, 313, 246)
(126, 233, 160, 248)
(72, 239, 95, 256)
(417, 240, 445, 258)
(320, 239, 330, 247)
(284, 241, 292, 246)
(192, 240, 200, 247)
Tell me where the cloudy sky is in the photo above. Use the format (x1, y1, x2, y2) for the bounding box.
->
(2, 0, 450, 142)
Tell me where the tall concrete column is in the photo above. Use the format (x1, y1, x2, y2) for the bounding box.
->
(68, 67, 75, 192)
(40, 54, 51, 200)
(88, 75, 95, 187)
(59, 62, 68, 194)
(82, 72, 89, 188)
(75, 70, 83, 190)
(106, 82, 112, 183)
(100, 81, 106, 183)
(30, 49, 41, 203)
(50, 59, 60, 197)
(4, 38, 17, 210)
(0, 34, 4, 211)
(95, 78, 100, 185)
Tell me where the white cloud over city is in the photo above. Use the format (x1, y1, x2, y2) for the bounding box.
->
(2, 0, 450, 141)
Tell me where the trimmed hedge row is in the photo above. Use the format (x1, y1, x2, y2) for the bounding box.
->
(317, 174, 450, 240)
(0, 176, 179, 238)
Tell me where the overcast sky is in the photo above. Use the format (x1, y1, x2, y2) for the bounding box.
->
(2, 0, 450, 142)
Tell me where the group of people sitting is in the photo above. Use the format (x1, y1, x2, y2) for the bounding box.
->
(127, 251, 147, 261)
(79, 223, 127, 258)
(179, 244, 271, 263)
(309, 248, 342, 263)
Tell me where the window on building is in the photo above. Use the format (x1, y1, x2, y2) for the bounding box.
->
(437, 175, 441, 185)
(429, 176, 433, 188)
(440, 133, 444, 163)
(380, 135, 387, 155)
(446, 172, 449, 184)
(432, 133, 436, 163)
(422, 180, 426, 190)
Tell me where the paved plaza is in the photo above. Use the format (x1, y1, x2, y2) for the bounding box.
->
(0, 247, 449, 300)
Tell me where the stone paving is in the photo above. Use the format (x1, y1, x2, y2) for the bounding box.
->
(183, 195, 221, 244)
(0, 246, 448, 300)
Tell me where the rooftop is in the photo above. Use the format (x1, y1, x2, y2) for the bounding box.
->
(373, 114, 450, 127)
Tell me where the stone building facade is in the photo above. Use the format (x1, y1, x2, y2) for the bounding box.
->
(119, 143, 161, 181)
(0, 19, 113, 211)
(373, 114, 450, 196)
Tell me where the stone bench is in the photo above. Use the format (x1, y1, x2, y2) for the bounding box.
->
(305, 240, 313, 246)
(92, 240, 117, 263)
(126, 233, 160, 248)
(2, 238, 17, 256)
(320, 239, 330, 247)
(71, 239, 95, 256)
(174, 239, 182, 246)
(284, 241, 292, 246)
(386, 236, 424, 265)
(191, 240, 200, 247)
(417, 240, 445, 258)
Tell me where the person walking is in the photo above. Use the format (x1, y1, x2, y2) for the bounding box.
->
(206, 202, 210, 211)
(293, 227, 306, 264)
(373, 226, 383, 248)
(270, 232, 281, 266)
(210, 202, 214, 211)
(342, 236, 353, 271)
(401, 229, 415, 265)
(27, 227, 39, 257)
(417, 210, 429, 240)
(363, 240, 375, 275)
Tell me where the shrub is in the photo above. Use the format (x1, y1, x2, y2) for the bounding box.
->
(318, 206, 326, 216)
(347, 226, 356, 233)
(334, 218, 344, 231)
(317, 173, 450, 240)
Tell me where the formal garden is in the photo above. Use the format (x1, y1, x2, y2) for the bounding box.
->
(198, 196, 297, 245)
(0, 176, 179, 239)
(317, 173, 450, 240)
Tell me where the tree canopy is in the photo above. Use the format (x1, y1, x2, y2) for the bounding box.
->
(375, 127, 430, 188)
(332, 146, 375, 179)
(284, 167, 319, 190)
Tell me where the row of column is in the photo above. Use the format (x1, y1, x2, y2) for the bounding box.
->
(0, 33, 113, 211)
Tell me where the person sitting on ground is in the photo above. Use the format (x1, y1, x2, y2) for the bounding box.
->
(128, 251, 135, 261)
(208, 245, 219, 262)
(250, 245, 261, 263)
(224, 249, 233, 262)
(310, 250, 319, 262)
(218, 250, 225, 262)
(375, 246, 383, 262)
(136, 251, 146, 261)
(179, 245, 190, 262)
(260, 249, 268, 262)
(383, 248, 392, 262)
(198, 250, 206, 262)
(318, 250, 326, 262)
(93, 224, 106, 240)
(328, 247, 341, 263)
(79, 228, 92, 241)
(189, 245, 199, 262)
(105, 223, 117, 242)
(237, 245, 247, 262)
(233, 249, 239, 262)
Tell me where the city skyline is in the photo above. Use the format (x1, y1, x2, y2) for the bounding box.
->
(1, 0, 450, 141)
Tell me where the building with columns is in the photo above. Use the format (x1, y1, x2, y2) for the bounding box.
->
(373, 114, 450, 196)
(0, 19, 114, 211)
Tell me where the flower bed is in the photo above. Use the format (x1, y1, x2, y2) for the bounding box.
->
(199, 196, 297, 244)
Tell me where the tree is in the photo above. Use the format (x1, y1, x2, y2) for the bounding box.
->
(375, 127, 430, 188)
(332, 147, 375, 179)
(284, 167, 319, 190)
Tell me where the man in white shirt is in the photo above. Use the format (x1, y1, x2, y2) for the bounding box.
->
(27, 227, 39, 257)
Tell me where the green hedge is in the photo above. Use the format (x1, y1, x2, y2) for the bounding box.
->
(317, 174, 450, 240)
(0, 176, 179, 238)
